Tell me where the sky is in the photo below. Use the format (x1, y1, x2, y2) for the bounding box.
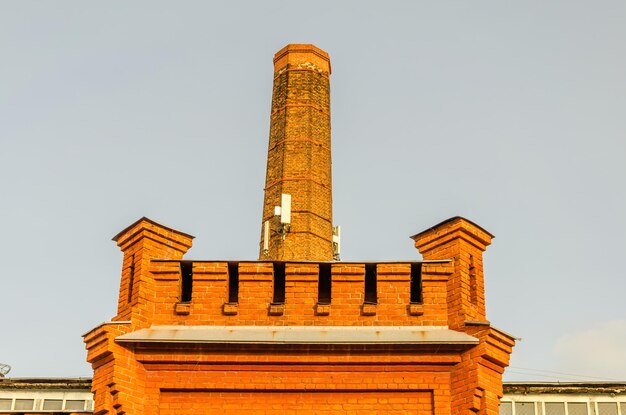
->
(1, 1, 625, 381)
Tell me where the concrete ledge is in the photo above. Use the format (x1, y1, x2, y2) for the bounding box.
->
(116, 326, 479, 345)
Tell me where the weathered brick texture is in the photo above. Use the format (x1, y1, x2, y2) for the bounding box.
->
(260, 44, 334, 261)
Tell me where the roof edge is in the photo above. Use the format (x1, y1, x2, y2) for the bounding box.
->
(112, 216, 195, 242)
(410, 216, 495, 241)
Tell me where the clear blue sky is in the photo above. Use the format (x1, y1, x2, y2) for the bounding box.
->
(1, 1, 625, 381)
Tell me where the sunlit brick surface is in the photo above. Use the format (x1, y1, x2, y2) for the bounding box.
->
(160, 391, 433, 415)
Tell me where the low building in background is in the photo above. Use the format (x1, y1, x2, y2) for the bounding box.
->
(0, 378, 92, 415)
(501, 382, 626, 415)
(1, 379, 624, 415)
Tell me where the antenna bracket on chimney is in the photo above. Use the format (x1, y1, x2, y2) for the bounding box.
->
(275, 194, 292, 239)
(332, 225, 341, 261)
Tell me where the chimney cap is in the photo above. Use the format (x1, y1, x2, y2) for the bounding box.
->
(112, 216, 195, 242)
(273, 44, 331, 74)
(410, 216, 495, 241)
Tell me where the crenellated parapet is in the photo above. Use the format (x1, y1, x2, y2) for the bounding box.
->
(129, 259, 451, 327)
(84, 214, 514, 415)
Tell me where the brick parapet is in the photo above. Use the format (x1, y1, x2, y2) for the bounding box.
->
(131, 260, 452, 326)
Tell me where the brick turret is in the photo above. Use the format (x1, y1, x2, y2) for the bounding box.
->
(111, 217, 194, 324)
(411, 216, 493, 329)
(259, 44, 334, 261)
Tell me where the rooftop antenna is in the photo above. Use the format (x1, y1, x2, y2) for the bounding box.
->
(0, 363, 11, 377)
(274, 194, 291, 239)
(332, 225, 341, 261)
(262, 220, 270, 257)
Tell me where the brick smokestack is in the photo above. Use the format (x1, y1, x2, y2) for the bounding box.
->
(259, 44, 334, 261)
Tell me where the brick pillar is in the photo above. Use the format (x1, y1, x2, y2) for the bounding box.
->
(259, 44, 334, 261)
(411, 217, 493, 329)
(112, 217, 193, 322)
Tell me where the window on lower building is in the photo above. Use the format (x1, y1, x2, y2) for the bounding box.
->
(516, 401, 536, 415)
(545, 402, 565, 415)
(597, 402, 618, 415)
(0, 399, 12, 410)
(499, 401, 512, 415)
(43, 399, 63, 410)
(65, 400, 86, 410)
(14, 399, 34, 410)
(567, 402, 588, 415)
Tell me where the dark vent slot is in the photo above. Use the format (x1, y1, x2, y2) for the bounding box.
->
(364, 263, 377, 304)
(410, 262, 423, 303)
(127, 254, 135, 304)
(180, 261, 193, 303)
(318, 263, 332, 304)
(272, 262, 286, 304)
(227, 262, 239, 303)
(469, 255, 477, 305)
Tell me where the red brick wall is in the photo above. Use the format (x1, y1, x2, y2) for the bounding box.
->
(160, 391, 433, 415)
(85, 215, 514, 415)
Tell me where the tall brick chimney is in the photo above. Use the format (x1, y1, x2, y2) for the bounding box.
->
(259, 44, 334, 261)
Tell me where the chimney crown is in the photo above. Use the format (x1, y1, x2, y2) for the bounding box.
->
(273, 44, 331, 74)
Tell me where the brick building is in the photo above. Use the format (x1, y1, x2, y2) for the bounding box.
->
(83, 44, 516, 414)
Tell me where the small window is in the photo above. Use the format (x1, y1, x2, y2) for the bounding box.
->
(499, 401, 512, 415)
(567, 403, 588, 415)
(0, 399, 12, 410)
(14, 399, 34, 410)
(318, 263, 332, 304)
(364, 263, 377, 304)
(65, 400, 86, 410)
(597, 402, 618, 415)
(43, 399, 63, 410)
(545, 402, 565, 415)
(516, 402, 536, 415)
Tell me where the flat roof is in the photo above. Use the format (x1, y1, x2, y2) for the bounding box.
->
(3, 378, 625, 393)
(0, 378, 92, 390)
